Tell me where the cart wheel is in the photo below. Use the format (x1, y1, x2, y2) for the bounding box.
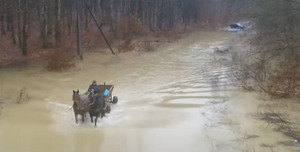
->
(112, 96, 118, 104)
(105, 105, 111, 113)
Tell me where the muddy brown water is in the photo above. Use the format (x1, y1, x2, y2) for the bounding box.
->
(0, 30, 299, 152)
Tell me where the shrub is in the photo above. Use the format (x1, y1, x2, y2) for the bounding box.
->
(46, 47, 75, 72)
(117, 15, 146, 38)
(141, 41, 155, 52)
(117, 38, 136, 52)
(153, 30, 179, 42)
(82, 26, 113, 51)
(17, 87, 29, 104)
(267, 61, 300, 98)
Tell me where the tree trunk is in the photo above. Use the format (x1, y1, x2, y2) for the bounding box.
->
(22, 0, 28, 56)
(84, 0, 90, 32)
(157, 1, 163, 30)
(67, 0, 73, 35)
(137, 0, 142, 21)
(47, 0, 52, 36)
(109, 0, 117, 38)
(1, 7, 5, 35)
(17, 0, 22, 49)
(55, 0, 61, 45)
(39, 0, 49, 48)
(6, 0, 11, 31)
(76, 0, 83, 60)
(11, 14, 16, 44)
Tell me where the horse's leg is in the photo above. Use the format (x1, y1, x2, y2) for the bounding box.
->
(94, 116, 98, 127)
(89, 112, 94, 123)
(82, 113, 85, 123)
(100, 111, 105, 118)
(75, 113, 78, 123)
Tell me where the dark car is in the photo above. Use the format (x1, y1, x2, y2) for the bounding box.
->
(229, 23, 245, 29)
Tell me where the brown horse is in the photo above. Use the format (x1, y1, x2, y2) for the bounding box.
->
(72, 90, 91, 123)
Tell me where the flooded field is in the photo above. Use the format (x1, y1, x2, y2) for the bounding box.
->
(0, 30, 299, 152)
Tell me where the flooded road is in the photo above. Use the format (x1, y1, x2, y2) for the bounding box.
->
(0, 30, 299, 152)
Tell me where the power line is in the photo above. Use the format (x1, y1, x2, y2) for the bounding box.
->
(83, 0, 116, 55)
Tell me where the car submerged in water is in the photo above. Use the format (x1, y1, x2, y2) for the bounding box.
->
(224, 21, 251, 32)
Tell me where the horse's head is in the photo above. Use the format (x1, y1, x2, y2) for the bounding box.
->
(72, 90, 80, 104)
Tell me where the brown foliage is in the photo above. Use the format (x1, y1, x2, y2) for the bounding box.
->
(46, 49, 75, 71)
(118, 39, 157, 53)
(117, 38, 136, 52)
(153, 30, 179, 42)
(82, 26, 113, 51)
(117, 15, 146, 38)
(140, 41, 155, 52)
(46, 38, 76, 71)
(267, 61, 300, 98)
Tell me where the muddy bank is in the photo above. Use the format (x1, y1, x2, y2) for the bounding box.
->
(225, 92, 300, 151)
(224, 34, 300, 151)
(0, 26, 205, 68)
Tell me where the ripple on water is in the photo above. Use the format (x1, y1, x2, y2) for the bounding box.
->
(156, 98, 212, 109)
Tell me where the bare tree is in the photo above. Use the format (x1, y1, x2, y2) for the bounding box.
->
(55, 0, 61, 45)
(231, 0, 300, 98)
(0, 0, 236, 57)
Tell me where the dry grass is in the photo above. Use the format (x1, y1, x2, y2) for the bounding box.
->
(153, 30, 179, 43)
(46, 49, 75, 71)
(256, 111, 292, 130)
(267, 61, 300, 98)
(17, 87, 29, 104)
(82, 26, 113, 51)
(117, 15, 146, 38)
(46, 37, 76, 71)
(117, 38, 157, 53)
(231, 57, 300, 98)
(255, 110, 300, 141)
(117, 38, 136, 52)
(141, 41, 155, 52)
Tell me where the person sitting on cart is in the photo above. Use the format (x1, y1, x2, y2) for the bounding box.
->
(87, 80, 100, 99)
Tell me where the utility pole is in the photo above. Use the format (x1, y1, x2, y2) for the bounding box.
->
(76, 0, 83, 60)
(83, 0, 116, 55)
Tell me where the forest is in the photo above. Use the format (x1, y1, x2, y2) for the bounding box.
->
(0, 0, 235, 66)
(1, 0, 300, 97)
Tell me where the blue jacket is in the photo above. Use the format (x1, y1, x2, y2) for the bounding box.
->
(88, 84, 100, 93)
